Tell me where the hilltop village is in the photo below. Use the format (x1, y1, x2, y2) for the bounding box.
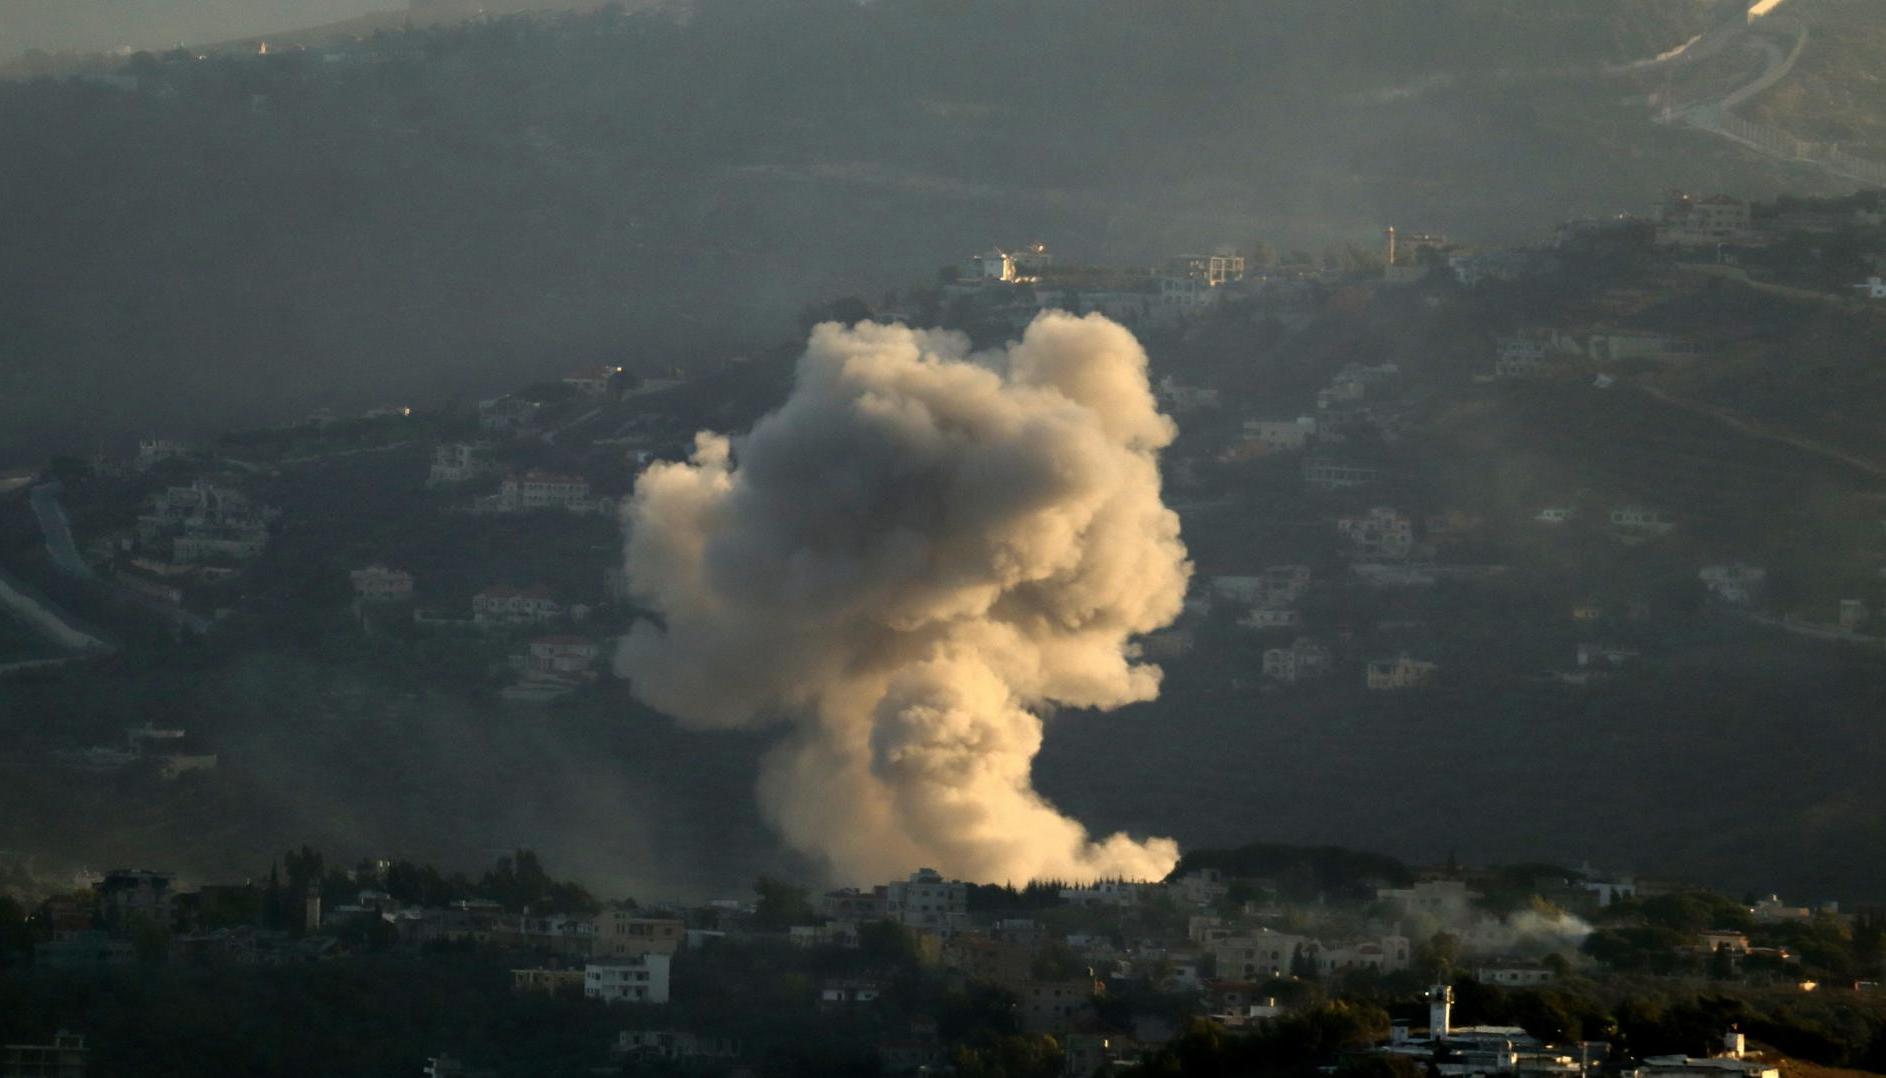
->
(5, 843, 1886, 1077)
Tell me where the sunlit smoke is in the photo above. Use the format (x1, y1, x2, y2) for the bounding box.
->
(615, 312, 1190, 884)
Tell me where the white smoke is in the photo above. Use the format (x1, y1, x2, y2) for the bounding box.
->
(615, 312, 1190, 885)
(1462, 909, 1594, 957)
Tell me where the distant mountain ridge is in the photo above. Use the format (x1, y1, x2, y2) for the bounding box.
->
(0, 0, 1870, 459)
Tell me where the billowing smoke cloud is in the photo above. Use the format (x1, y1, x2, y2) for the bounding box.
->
(615, 312, 1190, 885)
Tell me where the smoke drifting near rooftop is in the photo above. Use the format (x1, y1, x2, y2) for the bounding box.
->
(615, 312, 1190, 884)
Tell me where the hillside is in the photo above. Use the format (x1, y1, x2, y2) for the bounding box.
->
(1746, 0, 1886, 160)
(0, 0, 1864, 460)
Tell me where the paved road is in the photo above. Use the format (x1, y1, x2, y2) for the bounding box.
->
(0, 566, 110, 653)
(29, 482, 96, 581)
(1630, 382, 1886, 481)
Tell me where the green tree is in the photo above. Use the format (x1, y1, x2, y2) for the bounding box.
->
(753, 875, 816, 931)
(0, 895, 33, 966)
(954, 1034, 1064, 1078)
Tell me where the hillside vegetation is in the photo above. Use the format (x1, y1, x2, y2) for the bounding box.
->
(0, 0, 1838, 459)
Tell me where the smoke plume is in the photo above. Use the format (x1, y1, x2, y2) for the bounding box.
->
(615, 312, 1190, 884)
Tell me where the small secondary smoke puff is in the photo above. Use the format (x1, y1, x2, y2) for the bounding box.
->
(616, 313, 1190, 884)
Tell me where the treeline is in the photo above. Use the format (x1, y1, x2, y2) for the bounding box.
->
(269, 845, 606, 920)
(1168, 842, 1416, 900)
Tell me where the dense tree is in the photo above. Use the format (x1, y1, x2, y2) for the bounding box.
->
(752, 876, 817, 932)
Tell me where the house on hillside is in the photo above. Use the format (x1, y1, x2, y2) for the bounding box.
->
(516, 636, 600, 681)
(427, 442, 495, 486)
(1262, 638, 1332, 684)
(350, 565, 414, 602)
(1655, 192, 1754, 247)
(1610, 506, 1675, 537)
(472, 586, 563, 627)
(478, 395, 545, 433)
(563, 365, 623, 397)
(584, 953, 670, 1004)
(1699, 563, 1766, 604)
(139, 478, 277, 566)
(1167, 254, 1246, 285)
(1365, 656, 1437, 690)
(1494, 336, 1550, 379)
(961, 249, 1017, 282)
(1239, 417, 1318, 455)
(877, 868, 968, 932)
(476, 471, 611, 515)
(1302, 458, 1383, 490)
(1018, 978, 1102, 1035)
(136, 439, 191, 471)
(1338, 507, 1414, 561)
(1238, 607, 1302, 630)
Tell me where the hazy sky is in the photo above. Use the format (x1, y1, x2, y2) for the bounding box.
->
(0, 0, 398, 57)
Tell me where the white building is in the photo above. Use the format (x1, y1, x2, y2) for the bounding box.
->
(521, 635, 600, 679)
(472, 585, 564, 626)
(1367, 656, 1437, 690)
(1630, 1056, 1778, 1078)
(1580, 877, 1637, 907)
(1611, 506, 1676, 535)
(427, 442, 493, 486)
(1654, 193, 1753, 247)
(497, 471, 595, 512)
(1474, 965, 1557, 988)
(478, 396, 545, 432)
(1339, 507, 1415, 561)
(1494, 336, 1550, 379)
(1239, 607, 1302, 630)
(1058, 881, 1146, 908)
(1211, 576, 1266, 604)
(140, 478, 276, 564)
(1242, 417, 1318, 454)
(1155, 274, 1217, 315)
(591, 913, 685, 959)
(1839, 599, 1871, 632)
(136, 439, 190, 470)
(172, 532, 268, 563)
(1214, 930, 1312, 980)
(1157, 376, 1220, 411)
(1167, 254, 1246, 285)
(1699, 564, 1766, 604)
(1263, 638, 1332, 684)
(879, 868, 968, 931)
(350, 565, 414, 602)
(962, 249, 1016, 282)
(1316, 935, 1411, 975)
(563, 365, 623, 396)
(584, 953, 671, 1004)
(1317, 363, 1398, 410)
(1303, 459, 1384, 490)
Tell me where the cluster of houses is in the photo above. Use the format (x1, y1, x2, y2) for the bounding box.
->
(134, 477, 278, 567)
(501, 635, 604, 703)
(473, 471, 614, 516)
(947, 245, 1254, 329)
(17, 850, 1858, 1077)
(48, 723, 217, 780)
(1487, 326, 1704, 382)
